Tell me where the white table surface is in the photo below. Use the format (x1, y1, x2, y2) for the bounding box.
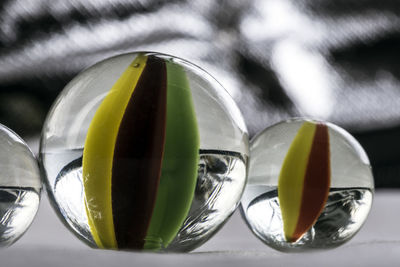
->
(1, 189, 398, 267)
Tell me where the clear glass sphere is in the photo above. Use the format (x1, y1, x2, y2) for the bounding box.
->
(40, 52, 249, 252)
(0, 124, 41, 247)
(240, 118, 374, 252)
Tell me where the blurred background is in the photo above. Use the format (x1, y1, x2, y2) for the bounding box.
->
(1, 2, 400, 266)
(0, 0, 399, 187)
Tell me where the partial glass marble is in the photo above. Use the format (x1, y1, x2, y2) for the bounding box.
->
(240, 118, 374, 252)
(40, 52, 249, 252)
(0, 125, 41, 247)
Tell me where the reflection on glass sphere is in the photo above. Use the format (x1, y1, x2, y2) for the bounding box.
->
(241, 118, 374, 252)
(0, 124, 41, 247)
(40, 52, 249, 252)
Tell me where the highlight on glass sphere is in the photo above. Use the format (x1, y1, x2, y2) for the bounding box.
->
(40, 52, 249, 252)
(0, 124, 41, 247)
(240, 118, 374, 252)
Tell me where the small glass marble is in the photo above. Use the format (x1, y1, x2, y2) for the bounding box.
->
(0, 124, 41, 247)
(240, 118, 374, 252)
(40, 52, 249, 252)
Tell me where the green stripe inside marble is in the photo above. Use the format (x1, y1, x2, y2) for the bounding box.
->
(144, 59, 200, 250)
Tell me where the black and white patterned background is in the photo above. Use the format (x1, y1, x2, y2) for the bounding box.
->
(0, 0, 399, 186)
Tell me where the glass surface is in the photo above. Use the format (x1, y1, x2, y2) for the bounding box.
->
(40, 52, 249, 252)
(240, 118, 374, 252)
(0, 125, 41, 247)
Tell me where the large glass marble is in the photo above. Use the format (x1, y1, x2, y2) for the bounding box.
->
(40, 52, 249, 252)
(0, 125, 41, 247)
(240, 118, 374, 252)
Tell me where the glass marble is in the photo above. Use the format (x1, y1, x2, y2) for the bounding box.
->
(240, 118, 374, 252)
(40, 52, 249, 252)
(0, 124, 41, 247)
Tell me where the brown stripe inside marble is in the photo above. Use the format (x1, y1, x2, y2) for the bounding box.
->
(292, 123, 330, 242)
(111, 55, 167, 249)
